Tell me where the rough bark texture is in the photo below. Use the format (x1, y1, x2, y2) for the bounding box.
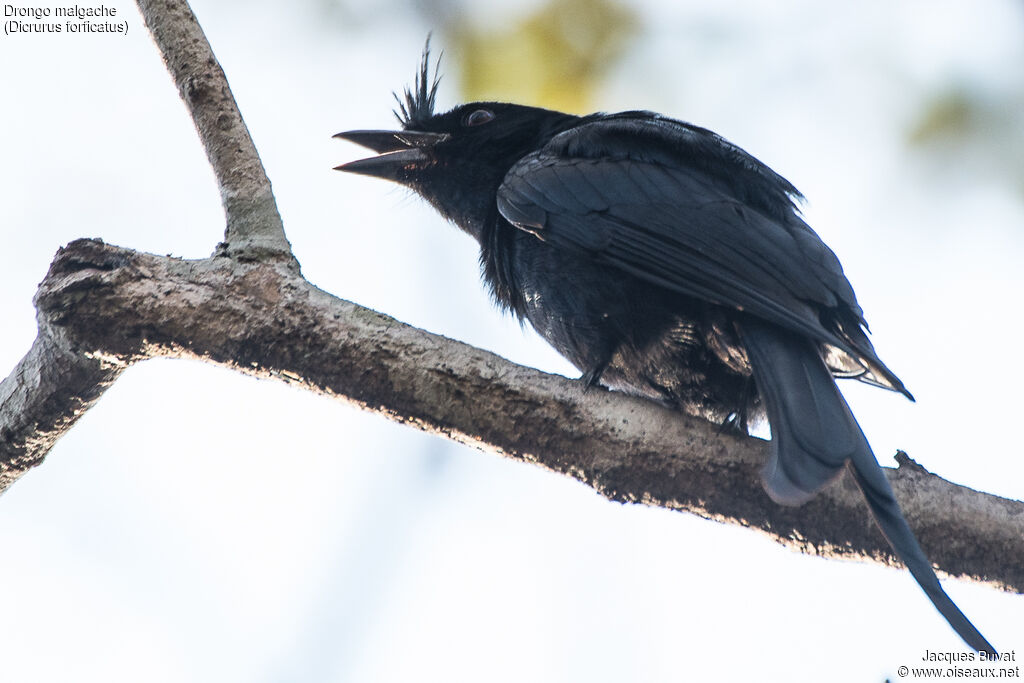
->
(1, 0, 1021, 609)
(0, 331, 124, 493)
(4, 238, 1022, 594)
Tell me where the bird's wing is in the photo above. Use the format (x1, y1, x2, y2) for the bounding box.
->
(496, 115, 908, 397)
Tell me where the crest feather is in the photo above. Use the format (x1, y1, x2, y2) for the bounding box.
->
(394, 36, 442, 129)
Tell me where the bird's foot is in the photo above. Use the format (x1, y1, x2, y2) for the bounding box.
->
(579, 364, 608, 392)
(719, 411, 749, 435)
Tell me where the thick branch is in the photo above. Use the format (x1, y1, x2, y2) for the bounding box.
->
(2, 0, 296, 489)
(135, 0, 295, 264)
(5, 238, 1021, 593)
(0, 334, 124, 493)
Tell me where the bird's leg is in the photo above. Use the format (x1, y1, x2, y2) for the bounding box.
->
(579, 360, 609, 391)
(718, 412, 746, 435)
(718, 376, 755, 435)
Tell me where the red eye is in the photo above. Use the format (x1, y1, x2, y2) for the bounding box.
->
(464, 108, 495, 126)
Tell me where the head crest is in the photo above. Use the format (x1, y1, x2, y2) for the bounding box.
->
(394, 36, 442, 129)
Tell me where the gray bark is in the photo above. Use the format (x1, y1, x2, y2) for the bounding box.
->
(1, 0, 1021, 595)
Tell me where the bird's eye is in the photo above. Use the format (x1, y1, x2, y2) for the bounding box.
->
(463, 109, 495, 127)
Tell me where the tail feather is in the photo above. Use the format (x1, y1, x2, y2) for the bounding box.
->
(740, 319, 995, 653)
(742, 318, 856, 505)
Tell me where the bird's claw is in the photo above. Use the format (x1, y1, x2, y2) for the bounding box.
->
(579, 365, 608, 392)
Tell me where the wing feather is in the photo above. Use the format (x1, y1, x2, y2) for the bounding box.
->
(496, 117, 910, 397)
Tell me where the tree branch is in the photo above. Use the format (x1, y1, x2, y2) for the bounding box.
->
(136, 0, 296, 265)
(0, 329, 124, 493)
(3, 0, 296, 491)
(4, 238, 1021, 593)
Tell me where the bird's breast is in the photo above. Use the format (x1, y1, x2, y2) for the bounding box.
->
(506, 234, 753, 421)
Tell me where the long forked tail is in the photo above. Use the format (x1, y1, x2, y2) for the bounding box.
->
(739, 318, 995, 653)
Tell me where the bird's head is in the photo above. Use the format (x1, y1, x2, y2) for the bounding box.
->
(334, 42, 579, 236)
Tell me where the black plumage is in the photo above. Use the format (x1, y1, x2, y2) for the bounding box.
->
(334, 48, 994, 652)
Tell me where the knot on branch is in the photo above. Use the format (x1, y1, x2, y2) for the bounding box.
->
(34, 239, 138, 326)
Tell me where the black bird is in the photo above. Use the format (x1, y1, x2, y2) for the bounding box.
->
(335, 47, 993, 652)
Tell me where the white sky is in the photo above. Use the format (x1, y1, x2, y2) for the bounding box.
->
(1, 0, 1022, 681)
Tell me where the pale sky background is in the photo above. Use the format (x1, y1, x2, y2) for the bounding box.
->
(1, 1, 1022, 681)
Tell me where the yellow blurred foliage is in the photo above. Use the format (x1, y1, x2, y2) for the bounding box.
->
(908, 89, 975, 145)
(450, 0, 639, 114)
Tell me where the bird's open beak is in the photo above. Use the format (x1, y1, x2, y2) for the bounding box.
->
(333, 130, 449, 180)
